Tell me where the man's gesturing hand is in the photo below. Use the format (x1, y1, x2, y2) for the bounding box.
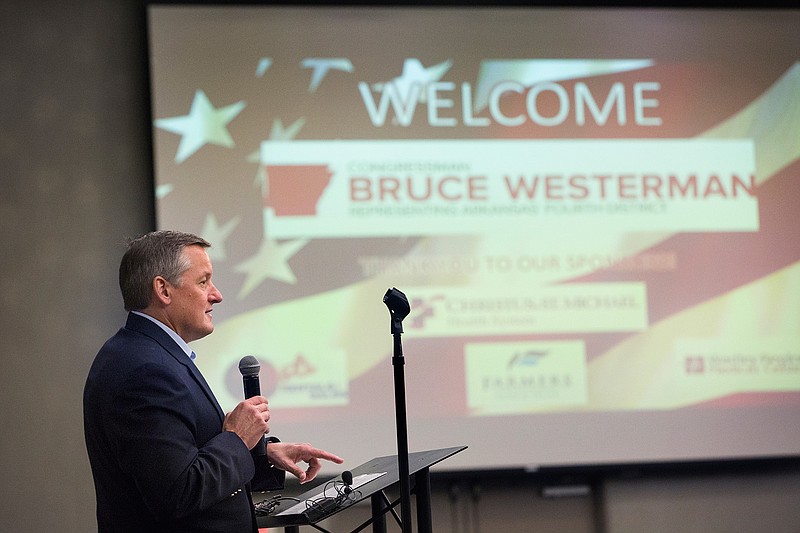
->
(267, 442, 344, 484)
(222, 396, 270, 450)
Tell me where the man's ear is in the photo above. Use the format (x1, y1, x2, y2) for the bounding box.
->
(152, 276, 171, 305)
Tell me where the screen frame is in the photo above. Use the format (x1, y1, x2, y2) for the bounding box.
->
(145, 0, 800, 475)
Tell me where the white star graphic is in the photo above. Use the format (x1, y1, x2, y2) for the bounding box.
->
(155, 90, 246, 163)
(301, 58, 354, 93)
(234, 238, 309, 298)
(155, 183, 174, 199)
(255, 57, 272, 77)
(248, 118, 307, 193)
(375, 58, 452, 104)
(268, 117, 306, 141)
(200, 213, 240, 261)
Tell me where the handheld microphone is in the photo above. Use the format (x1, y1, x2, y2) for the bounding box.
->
(238, 355, 266, 456)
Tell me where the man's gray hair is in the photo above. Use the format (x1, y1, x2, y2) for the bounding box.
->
(119, 230, 211, 311)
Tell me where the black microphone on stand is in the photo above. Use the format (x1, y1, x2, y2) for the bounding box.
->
(383, 287, 413, 532)
(238, 355, 266, 456)
(383, 287, 410, 334)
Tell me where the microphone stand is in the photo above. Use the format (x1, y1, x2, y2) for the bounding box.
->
(384, 288, 413, 533)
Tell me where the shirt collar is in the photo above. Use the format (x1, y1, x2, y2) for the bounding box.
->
(130, 310, 194, 360)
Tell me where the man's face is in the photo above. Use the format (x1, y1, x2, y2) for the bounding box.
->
(167, 245, 223, 343)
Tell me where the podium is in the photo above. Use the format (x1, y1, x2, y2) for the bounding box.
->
(256, 445, 467, 533)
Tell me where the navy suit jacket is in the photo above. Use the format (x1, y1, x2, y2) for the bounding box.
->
(84, 313, 284, 533)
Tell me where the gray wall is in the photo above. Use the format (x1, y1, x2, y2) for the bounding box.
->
(1, 1, 151, 531)
(1, 2, 799, 532)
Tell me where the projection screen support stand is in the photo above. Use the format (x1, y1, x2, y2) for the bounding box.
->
(383, 287, 414, 533)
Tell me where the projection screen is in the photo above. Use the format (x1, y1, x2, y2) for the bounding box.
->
(147, 5, 800, 471)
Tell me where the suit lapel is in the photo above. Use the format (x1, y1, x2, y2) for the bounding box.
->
(184, 357, 226, 422)
(126, 313, 226, 422)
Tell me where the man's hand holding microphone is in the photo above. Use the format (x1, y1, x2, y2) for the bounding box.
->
(225, 355, 343, 483)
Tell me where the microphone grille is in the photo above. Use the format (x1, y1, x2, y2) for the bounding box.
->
(238, 355, 261, 376)
(342, 470, 353, 486)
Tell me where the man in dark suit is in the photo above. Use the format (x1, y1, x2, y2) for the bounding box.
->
(84, 230, 343, 533)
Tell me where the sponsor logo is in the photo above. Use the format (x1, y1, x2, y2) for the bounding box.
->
(466, 340, 587, 413)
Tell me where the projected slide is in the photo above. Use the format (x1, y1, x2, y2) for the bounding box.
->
(148, 6, 800, 469)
